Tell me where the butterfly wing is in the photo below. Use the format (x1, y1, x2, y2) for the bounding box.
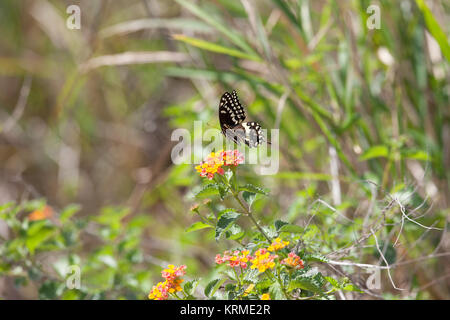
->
(219, 90, 246, 135)
(242, 121, 265, 148)
(219, 90, 267, 148)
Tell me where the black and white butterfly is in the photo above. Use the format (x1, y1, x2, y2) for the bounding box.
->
(218, 90, 268, 148)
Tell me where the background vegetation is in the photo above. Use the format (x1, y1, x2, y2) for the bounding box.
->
(0, 0, 448, 299)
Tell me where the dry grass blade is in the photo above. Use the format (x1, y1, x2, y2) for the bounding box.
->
(79, 51, 190, 72)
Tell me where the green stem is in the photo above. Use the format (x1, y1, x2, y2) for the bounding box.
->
(267, 269, 289, 300)
(220, 173, 271, 242)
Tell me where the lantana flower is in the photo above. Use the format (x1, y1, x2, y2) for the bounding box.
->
(267, 237, 289, 252)
(281, 252, 304, 270)
(149, 264, 187, 300)
(261, 293, 271, 300)
(28, 205, 53, 221)
(148, 281, 169, 300)
(195, 149, 244, 180)
(215, 250, 253, 269)
(250, 248, 278, 273)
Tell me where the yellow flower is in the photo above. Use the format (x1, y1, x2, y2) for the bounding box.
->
(267, 237, 289, 252)
(250, 248, 277, 273)
(261, 293, 271, 300)
(149, 264, 187, 300)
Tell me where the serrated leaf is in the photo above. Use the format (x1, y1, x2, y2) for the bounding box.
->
(195, 184, 220, 198)
(225, 224, 245, 240)
(204, 278, 225, 298)
(269, 282, 284, 300)
(242, 191, 256, 210)
(184, 279, 199, 295)
(325, 276, 340, 289)
(224, 169, 233, 182)
(289, 269, 325, 293)
(218, 184, 229, 200)
(215, 211, 241, 241)
(239, 184, 268, 195)
(185, 221, 213, 233)
(274, 220, 289, 231)
(217, 208, 237, 219)
(303, 253, 329, 263)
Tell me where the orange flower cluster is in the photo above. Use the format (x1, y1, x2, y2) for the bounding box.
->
(195, 150, 244, 180)
(250, 248, 278, 273)
(267, 237, 289, 252)
(215, 250, 253, 269)
(28, 205, 53, 221)
(148, 264, 187, 300)
(281, 252, 304, 270)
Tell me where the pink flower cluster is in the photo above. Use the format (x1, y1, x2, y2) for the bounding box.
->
(215, 250, 253, 269)
(195, 150, 244, 180)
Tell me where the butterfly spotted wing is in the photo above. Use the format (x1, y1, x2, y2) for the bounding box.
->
(218, 90, 267, 147)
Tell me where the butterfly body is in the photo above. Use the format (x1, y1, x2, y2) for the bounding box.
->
(218, 90, 268, 147)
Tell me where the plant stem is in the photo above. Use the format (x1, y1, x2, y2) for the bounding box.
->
(221, 174, 271, 242)
(267, 269, 289, 300)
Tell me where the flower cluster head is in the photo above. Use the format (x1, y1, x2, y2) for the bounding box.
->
(261, 293, 271, 300)
(148, 264, 187, 300)
(195, 149, 244, 180)
(215, 250, 253, 269)
(28, 205, 53, 221)
(267, 237, 289, 252)
(281, 252, 304, 270)
(222, 150, 245, 166)
(250, 248, 278, 273)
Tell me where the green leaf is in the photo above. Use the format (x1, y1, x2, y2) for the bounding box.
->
(243, 268, 260, 284)
(173, 34, 260, 61)
(195, 183, 220, 198)
(289, 269, 325, 293)
(217, 208, 237, 219)
(342, 283, 363, 293)
(39, 280, 63, 300)
(303, 253, 329, 263)
(218, 184, 229, 200)
(25, 227, 55, 254)
(242, 191, 256, 210)
(359, 145, 389, 160)
(184, 279, 199, 296)
(204, 278, 225, 298)
(325, 276, 340, 289)
(185, 221, 213, 233)
(215, 211, 241, 241)
(269, 282, 284, 300)
(278, 223, 303, 234)
(239, 184, 268, 195)
(60, 204, 81, 223)
(416, 0, 450, 61)
(225, 224, 245, 240)
(274, 220, 289, 231)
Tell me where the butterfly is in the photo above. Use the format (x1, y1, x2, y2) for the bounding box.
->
(218, 90, 269, 148)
